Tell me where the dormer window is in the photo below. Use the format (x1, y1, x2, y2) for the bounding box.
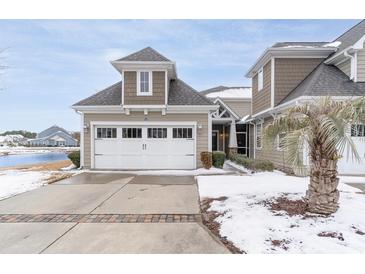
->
(137, 71, 153, 96)
(258, 67, 263, 91)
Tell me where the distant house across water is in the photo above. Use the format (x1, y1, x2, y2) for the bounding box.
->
(28, 125, 78, 147)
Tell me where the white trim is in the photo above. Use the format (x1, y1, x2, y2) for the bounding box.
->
(136, 70, 153, 96)
(121, 69, 125, 105)
(212, 98, 240, 120)
(354, 51, 358, 82)
(123, 104, 166, 109)
(271, 58, 275, 107)
(208, 113, 212, 152)
(80, 112, 84, 167)
(89, 121, 198, 169)
(325, 34, 365, 64)
(164, 70, 168, 105)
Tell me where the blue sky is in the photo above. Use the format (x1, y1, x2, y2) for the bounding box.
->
(0, 19, 360, 132)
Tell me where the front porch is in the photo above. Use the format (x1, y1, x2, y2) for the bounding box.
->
(210, 98, 250, 157)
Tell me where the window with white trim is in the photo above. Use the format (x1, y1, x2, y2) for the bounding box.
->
(97, 128, 117, 139)
(173, 128, 192, 139)
(351, 124, 365, 137)
(256, 123, 262, 149)
(148, 128, 167, 139)
(137, 71, 152, 95)
(277, 132, 286, 151)
(122, 128, 142, 138)
(258, 67, 263, 91)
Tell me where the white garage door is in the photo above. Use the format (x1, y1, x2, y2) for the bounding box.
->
(93, 125, 195, 169)
(338, 124, 365, 175)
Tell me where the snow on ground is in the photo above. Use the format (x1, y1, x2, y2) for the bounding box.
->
(197, 171, 365, 253)
(87, 167, 231, 176)
(0, 170, 51, 200)
(0, 146, 78, 156)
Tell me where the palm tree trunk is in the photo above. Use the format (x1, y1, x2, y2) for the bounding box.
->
(306, 157, 340, 215)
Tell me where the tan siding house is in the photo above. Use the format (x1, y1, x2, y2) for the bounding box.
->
(357, 46, 365, 82)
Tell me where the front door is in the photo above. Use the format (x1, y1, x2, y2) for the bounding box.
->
(212, 130, 219, 151)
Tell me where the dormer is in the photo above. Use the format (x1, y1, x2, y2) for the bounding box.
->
(110, 47, 177, 107)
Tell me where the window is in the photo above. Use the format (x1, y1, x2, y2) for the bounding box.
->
(256, 123, 262, 149)
(258, 68, 263, 91)
(277, 132, 286, 151)
(97, 128, 117, 139)
(122, 128, 142, 138)
(173, 128, 192, 139)
(137, 71, 152, 95)
(148, 128, 167, 138)
(236, 124, 248, 156)
(351, 124, 365, 137)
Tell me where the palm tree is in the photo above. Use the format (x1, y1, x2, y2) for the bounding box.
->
(265, 97, 365, 215)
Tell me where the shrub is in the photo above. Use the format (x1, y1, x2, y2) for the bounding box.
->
(229, 153, 274, 172)
(212, 151, 226, 168)
(68, 150, 80, 168)
(200, 151, 212, 169)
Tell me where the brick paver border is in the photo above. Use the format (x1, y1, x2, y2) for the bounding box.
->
(0, 214, 202, 223)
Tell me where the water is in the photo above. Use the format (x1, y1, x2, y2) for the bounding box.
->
(0, 152, 69, 168)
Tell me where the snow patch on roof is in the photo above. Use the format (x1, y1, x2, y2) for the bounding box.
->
(206, 87, 252, 99)
(323, 41, 342, 48)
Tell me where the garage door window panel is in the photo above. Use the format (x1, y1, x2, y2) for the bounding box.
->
(96, 127, 117, 139)
(122, 128, 142, 138)
(173, 128, 193, 139)
(148, 128, 167, 139)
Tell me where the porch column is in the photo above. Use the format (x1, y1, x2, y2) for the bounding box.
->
(228, 120, 237, 155)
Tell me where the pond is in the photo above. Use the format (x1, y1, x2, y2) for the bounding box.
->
(0, 152, 69, 168)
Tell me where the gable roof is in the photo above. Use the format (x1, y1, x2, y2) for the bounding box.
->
(73, 82, 122, 106)
(331, 20, 365, 53)
(280, 63, 365, 104)
(168, 79, 214, 105)
(115, 47, 171, 62)
(201, 85, 251, 99)
(37, 125, 72, 139)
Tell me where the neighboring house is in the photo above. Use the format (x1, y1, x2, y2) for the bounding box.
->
(245, 20, 365, 175)
(72, 47, 217, 169)
(0, 135, 27, 146)
(201, 86, 252, 156)
(28, 125, 78, 147)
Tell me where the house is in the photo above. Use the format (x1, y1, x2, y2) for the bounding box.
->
(28, 125, 78, 147)
(72, 47, 218, 169)
(245, 20, 365, 175)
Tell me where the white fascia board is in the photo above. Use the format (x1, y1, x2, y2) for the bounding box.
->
(123, 105, 166, 109)
(167, 105, 218, 111)
(325, 34, 365, 64)
(111, 61, 177, 79)
(71, 105, 123, 112)
(90, 121, 197, 126)
(245, 48, 336, 78)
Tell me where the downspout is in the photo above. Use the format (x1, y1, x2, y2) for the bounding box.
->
(249, 121, 256, 159)
(344, 48, 357, 82)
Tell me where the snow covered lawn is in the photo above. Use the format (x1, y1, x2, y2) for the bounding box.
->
(0, 170, 52, 200)
(197, 171, 365, 253)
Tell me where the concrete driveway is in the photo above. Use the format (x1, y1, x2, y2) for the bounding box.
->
(0, 172, 228, 254)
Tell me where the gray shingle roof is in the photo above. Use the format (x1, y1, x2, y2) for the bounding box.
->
(168, 79, 214, 105)
(73, 79, 213, 106)
(272, 42, 330, 48)
(280, 63, 365, 104)
(332, 20, 365, 53)
(116, 47, 171, 62)
(73, 82, 122, 106)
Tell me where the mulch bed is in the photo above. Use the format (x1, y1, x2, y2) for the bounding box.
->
(200, 197, 245, 254)
(268, 196, 308, 217)
(317, 231, 345, 241)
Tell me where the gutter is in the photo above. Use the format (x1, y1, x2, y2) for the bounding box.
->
(344, 48, 357, 82)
